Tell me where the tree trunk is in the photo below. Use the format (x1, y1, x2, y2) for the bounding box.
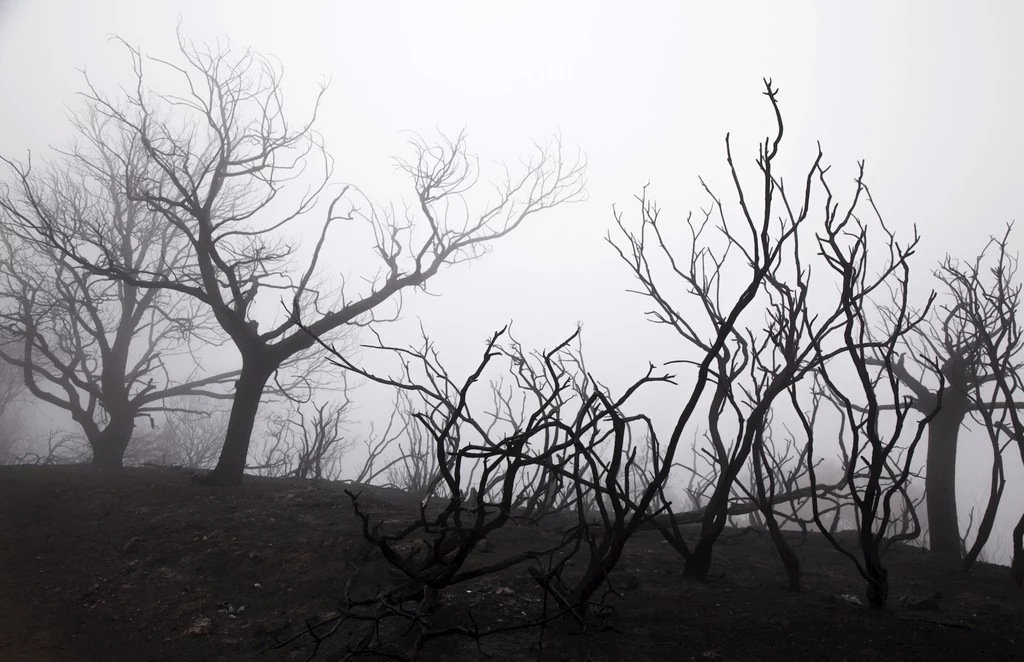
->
(764, 511, 801, 591)
(962, 452, 1005, 573)
(684, 537, 714, 581)
(573, 529, 632, 611)
(752, 438, 801, 591)
(203, 361, 274, 486)
(925, 402, 967, 558)
(864, 554, 889, 609)
(89, 415, 136, 468)
(1012, 512, 1024, 588)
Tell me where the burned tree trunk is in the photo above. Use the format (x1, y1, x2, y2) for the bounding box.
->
(1013, 514, 1024, 587)
(684, 536, 715, 581)
(863, 542, 890, 609)
(925, 394, 968, 559)
(962, 395, 1008, 574)
(88, 415, 136, 468)
(753, 435, 801, 591)
(203, 361, 275, 486)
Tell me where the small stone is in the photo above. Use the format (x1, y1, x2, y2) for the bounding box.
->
(835, 593, 864, 607)
(186, 617, 213, 636)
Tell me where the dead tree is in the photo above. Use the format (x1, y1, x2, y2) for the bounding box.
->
(293, 399, 351, 480)
(0, 114, 238, 468)
(672, 437, 720, 513)
(795, 196, 943, 608)
(938, 226, 1022, 572)
(347, 392, 419, 486)
(868, 225, 1024, 558)
(148, 395, 231, 470)
(934, 227, 1023, 583)
(0, 334, 27, 463)
(12, 430, 89, 466)
(960, 400, 1011, 572)
(287, 325, 673, 657)
(245, 415, 295, 478)
(257, 396, 353, 480)
(10, 31, 586, 485)
(384, 398, 442, 495)
(494, 327, 608, 521)
(610, 79, 922, 587)
(801, 372, 939, 609)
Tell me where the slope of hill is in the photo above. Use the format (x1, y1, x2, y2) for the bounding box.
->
(0, 465, 1020, 661)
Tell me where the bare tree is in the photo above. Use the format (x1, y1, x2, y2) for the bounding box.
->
(932, 227, 1024, 583)
(802, 348, 940, 608)
(960, 391, 1013, 573)
(383, 395, 442, 494)
(260, 397, 352, 480)
(245, 413, 294, 478)
(0, 114, 243, 467)
(778, 183, 943, 608)
(12, 32, 586, 485)
(294, 323, 673, 657)
(610, 80, 923, 588)
(291, 398, 351, 480)
(144, 395, 229, 469)
(672, 436, 721, 513)
(867, 225, 1024, 558)
(11, 429, 90, 466)
(346, 393, 418, 486)
(0, 113, 242, 467)
(0, 334, 27, 463)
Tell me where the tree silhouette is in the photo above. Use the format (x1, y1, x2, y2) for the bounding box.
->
(0, 112, 238, 467)
(11, 31, 586, 484)
(926, 227, 1023, 581)
(871, 225, 1024, 559)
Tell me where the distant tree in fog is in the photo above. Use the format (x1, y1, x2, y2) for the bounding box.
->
(0, 113, 239, 467)
(248, 395, 352, 480)
(870, 225, 1024, 561)
(609, 80, 931, 598)
(131, 395, 229, 470)
(12, 30, 586, 485)
(926, 227, 1023, 584)
(0, 334, 27, 463)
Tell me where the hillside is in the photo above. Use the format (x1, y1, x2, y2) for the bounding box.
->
(0, 465, 1020, 661)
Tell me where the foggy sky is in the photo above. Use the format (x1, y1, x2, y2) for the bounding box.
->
(1, 0, 1022, 561)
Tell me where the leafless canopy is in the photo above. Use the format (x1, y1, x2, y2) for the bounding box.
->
(0, 108, 239, 466)
(5, 30, 586, 484)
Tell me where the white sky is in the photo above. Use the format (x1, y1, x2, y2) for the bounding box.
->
(1, 0, 1022, 559)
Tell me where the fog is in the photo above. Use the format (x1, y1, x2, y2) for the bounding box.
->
(1, 0, 1022, 561)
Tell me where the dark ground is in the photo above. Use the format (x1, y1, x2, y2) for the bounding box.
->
(0, 465, 1021, 661)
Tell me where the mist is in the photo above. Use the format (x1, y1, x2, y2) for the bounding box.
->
(0, 1, 1022, 658)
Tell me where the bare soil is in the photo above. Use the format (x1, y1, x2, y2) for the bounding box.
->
(0, 464, 1021, 661)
